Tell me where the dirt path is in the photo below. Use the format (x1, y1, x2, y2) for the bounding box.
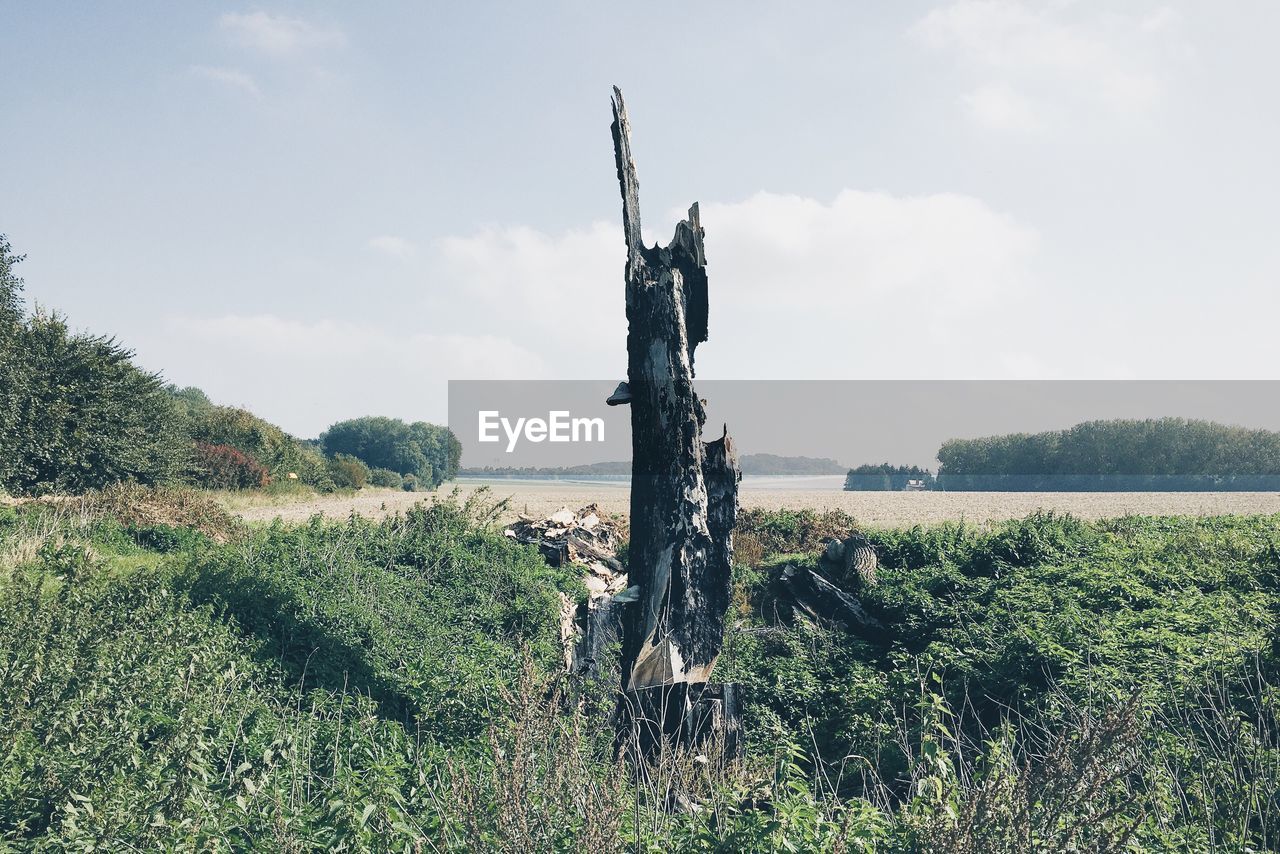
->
(221, 480, 1280, 529)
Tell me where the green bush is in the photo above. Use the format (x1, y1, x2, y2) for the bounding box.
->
(368, 467, 402, 488)
(174, 500, 574, 738)
(175, 392, 334, 492)
(0, 237, 191, 495)
(327, 454, 370, 490)
(123, 522, 210, 553)
(721, 510, 1280, 848)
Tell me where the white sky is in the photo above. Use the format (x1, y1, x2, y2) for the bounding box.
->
(3, 2, 1278, 437)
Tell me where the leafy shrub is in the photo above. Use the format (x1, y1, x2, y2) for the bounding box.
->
(192, 442, 270, 490)
(327, 453, 370, 490)
(175, 499, 575, 738)
(4, 482, 1280, 849)
(401, 473, 419, 492)
(124, 522, 208, 553)
(0, 544, 437, 848)
(368, 467, 402, 488)
(177, 394, 335, 492)
(0, 238, 191, 495)
(74, 483, 242, 543)
(720, 510, 1280, 849)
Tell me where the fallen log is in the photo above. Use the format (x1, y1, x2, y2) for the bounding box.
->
(768, 563, 887, 641)
(766, 533, 886, 641)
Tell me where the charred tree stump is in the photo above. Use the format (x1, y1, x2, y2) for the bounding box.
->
(608, 87, 742, 759)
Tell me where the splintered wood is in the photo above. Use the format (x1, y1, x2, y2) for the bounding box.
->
(608, 87, 741, 745)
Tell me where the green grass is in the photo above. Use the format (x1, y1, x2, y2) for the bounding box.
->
(2, 493, 1278, 850)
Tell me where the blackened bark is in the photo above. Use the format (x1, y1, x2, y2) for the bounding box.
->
(609, 87, 741, 695)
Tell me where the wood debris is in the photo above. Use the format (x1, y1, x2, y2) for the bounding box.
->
(505, 503, 626, 595)
(507, 504, 631, 682)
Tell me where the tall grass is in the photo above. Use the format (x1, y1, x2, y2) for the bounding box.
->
(1, 492, 1278, 850)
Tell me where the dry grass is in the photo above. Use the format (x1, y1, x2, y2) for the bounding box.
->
(221, 479, 1280, 529)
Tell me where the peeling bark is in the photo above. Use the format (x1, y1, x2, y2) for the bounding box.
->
(609, 87, 741, 699)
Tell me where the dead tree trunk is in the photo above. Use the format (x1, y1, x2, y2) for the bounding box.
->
(609, 87, 741, 757)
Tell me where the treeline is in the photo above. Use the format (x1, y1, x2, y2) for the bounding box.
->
(462, 453, 848, 479)
(460, 460, 631, 478)
(844, 463, 936, 491)
(320, 416, 460, 491)
(0, 236, 458, 496)
(937, 418, 1280, 491)
(740, 454, 846, 476)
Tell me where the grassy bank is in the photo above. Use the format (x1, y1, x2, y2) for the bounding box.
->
(1, 491, 1277, 850)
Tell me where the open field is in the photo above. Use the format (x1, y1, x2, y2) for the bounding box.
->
(222, 479, 1280, 528)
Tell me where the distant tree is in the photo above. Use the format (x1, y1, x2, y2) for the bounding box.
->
(321, 416, 459, 488)
(0, 236, 27, 476)
(0, 235, 22, 326)
(169, 385, 213, 411)
(844, 463, 935, 491)
(0, 236, 193, 493)
(740, 454, 846, 476)
(0, 315, 191, 493)
(936, 418, 1280, 491)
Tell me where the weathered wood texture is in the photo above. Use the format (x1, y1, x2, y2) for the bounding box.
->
(610, 87, 741, 695)
(768, 564, 886, 641)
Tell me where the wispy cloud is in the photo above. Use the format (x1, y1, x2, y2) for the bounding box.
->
(189, 65, 261, 98)
(161, 315, 546, 431)
(367, 235, 416, 260)
(912, 1, 1183, 131)
(960, 82, 1046, 133)
(219, 11, 346, 56)
(435, 189, 1041, 379)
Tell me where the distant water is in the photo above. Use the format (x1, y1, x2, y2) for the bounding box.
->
(741, 475, 846, 491)
(456, 474, 848, 491)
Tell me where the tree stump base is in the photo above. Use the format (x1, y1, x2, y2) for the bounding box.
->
(619, 682, 743, 762)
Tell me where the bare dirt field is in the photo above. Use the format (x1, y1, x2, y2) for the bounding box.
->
(222, 479, 1280, 529)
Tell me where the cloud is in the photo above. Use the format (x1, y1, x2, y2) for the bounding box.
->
(435, 222, 625, 371)
(960, 82, 1046, 133)
(219, 11, 346, 56)
(367, 235, 416, 259)
(1140, 6, 1184, 34)
(433, 190, 1040, 380)
(152, 188, 1043, 434)
(171, 314, 540, 371)
(698, 190, 1036, 303)
(912, 1, 1180, 129)
(160, 314, 548, 432)
(189, 65, 261, 98)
